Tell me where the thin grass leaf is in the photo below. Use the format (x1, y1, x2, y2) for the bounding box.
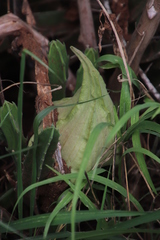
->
(104, 102, 160, 149)
(123, 119, 160, 141)
(91, 175, 143, 211)
(2, 210, 145, 233)
(43, 190, 73, 239)
(71, 228, 160, 240)
(114, 209, 160, 230)
(10, 229, 160, 240)
(96, 166, 111, 230)
(131, 112, 156, 194)
(47, 166, 97, 210)
(71, 122, 110, 240)
(16, 51, 25, 219)
(16, 228, 160, 240)
(124, 147, 160, 164)
(12, 169, 104, 217)
(0, 221, 26, 238)
(23, 48, 61, 82)
(17, 232, 71, 240)
(0, 145, 37, 160)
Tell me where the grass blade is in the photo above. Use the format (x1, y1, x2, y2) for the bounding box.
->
(71, 122, 118, 240)
(17, 51, 26, 219)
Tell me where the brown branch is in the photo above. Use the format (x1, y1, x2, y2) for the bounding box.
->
(22, 0, 36, 26)
(127, 0, 160, 75)
(0, 13, 52, 128)
(77, 0, 97, 48)
(0, 13, 48, 56)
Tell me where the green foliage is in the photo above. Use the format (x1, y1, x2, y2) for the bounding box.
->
(0, 101, 26, 152)
(1, 46, 160, 240)
(97, 55, 159, 194)
(23, 126, 59, 188)
(48, 40, 69, 101)
(97, 54, 136, 131)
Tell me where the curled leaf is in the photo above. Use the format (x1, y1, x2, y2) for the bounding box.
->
(54, 47, 115, 172)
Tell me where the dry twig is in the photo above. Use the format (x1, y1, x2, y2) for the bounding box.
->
(97, 0, 134, 101)
(77, 0, 97, 47)
(139, 67, 160, 102)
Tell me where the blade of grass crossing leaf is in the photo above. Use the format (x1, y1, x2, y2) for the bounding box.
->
(92, 175, 143, 211)
(101, 167, 111, 210)
(96, 166, 111, 230)
(47, 166, 97, 210)
(0, 145, 36, 160)
(43, 190, 73, 239)
(124, 147, 160, 164)
(0, 221, 26, 238)
(71, 122, 116, 240)
(23, 48, 61, 82)
(3, 210, 145, 233)
(123, 118, 160, 142)
(17, 51, 25, 219)
(114, 209, 160, 230)
(72, 228, 160, 239)
(12, 167, 103, 216)
(101, 102, 160, 183)
(104, 102, 160, 149)
(131, 112, 157, 194)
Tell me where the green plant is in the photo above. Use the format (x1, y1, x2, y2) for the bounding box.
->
(1, 43, 160, 240)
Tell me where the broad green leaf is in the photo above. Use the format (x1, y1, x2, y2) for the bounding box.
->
(48, 40, 69, 101)
(54, 47, 116, 173)
(74, 48, 99, 93)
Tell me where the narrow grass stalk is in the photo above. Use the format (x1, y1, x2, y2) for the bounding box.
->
(71, 123, 110, 240)
(17, 51, 26, 219)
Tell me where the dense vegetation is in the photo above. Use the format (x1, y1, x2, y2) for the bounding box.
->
(1, 1, 160, 239)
